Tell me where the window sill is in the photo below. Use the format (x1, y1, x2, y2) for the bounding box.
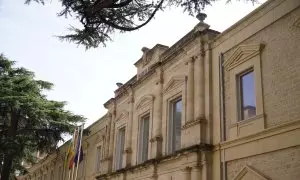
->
(229, 114, 265, 140)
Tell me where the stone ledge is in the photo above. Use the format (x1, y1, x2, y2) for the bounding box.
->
(182, 117, 206, 130)
(95, 143, 213, 180)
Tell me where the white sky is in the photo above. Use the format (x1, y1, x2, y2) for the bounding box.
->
(0, 0, 265, 127)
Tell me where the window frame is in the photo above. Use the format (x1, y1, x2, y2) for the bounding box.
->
(237, 68, 256, 121)
(224, 44, 265, 139)
(95, 145, 102, 173)
(137, 113, 150, 164)
(167, 96, 183, 154)
(115, 127, 126, 170)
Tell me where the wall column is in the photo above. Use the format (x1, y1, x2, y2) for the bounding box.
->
(182, 167, 191, 180)
(152, 66, 163, 158)
(125, 86, 134, 167)
(105, 113, 112, 157)
(191, 166, 201, 180)
(186, 57, 195, 123)
(194, 42, 205, 121)
(201, 152, 208, 180)
(108, 105, 116, 172)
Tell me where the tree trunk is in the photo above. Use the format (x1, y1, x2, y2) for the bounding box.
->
(1, 111, 19, 180)
(1, 154, 13, 180)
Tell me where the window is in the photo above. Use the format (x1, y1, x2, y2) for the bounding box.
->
(168, 98, 182, 154)
(238, 69, 256, 120)
(95, 146, 101, 172)
(138, 114, 150, 163)
(115, 127, 125, 170)
(224, 44, 265, 139)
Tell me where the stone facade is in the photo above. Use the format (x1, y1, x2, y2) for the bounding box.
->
(21, 0, 300, 179)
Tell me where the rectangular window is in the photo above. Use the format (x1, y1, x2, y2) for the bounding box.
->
(168, 98, 182, 154)
(115, 127, 125, 170)
(95, 146, 101, 172)
(138, 115, 150, 163)
(238, 69, 256, 120)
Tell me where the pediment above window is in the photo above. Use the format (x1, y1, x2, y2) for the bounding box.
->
(223, 44, 264, 71)
(293, 17, 300, 28)
(233, 165, 269, 180)
(135, 95, 155, 110)
(163, 75, 186, 94)
(116, 110, 129, 121)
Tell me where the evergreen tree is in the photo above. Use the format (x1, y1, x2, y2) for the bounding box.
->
(0, 54, 85, 180)
(25, 0, 257, 49)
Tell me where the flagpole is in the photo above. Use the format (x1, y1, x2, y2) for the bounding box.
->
(74, 124, 84, 180)
(65, 127, 77, 180)
(69, 126, 78, 180)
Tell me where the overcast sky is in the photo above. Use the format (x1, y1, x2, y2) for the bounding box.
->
(0, 0, 265, 127)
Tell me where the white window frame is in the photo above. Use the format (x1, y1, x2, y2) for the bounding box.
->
(167, 96, 183, 154)
(95, 145, 102, 173)
(115, 127, 126, 170)
(137, 113, 150, 164)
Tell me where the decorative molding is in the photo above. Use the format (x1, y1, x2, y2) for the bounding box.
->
(233, 165, 269, 180)
(223, 44, 264, 71)
(163, 76, 186, 94)
(115, 110, 129, 121)
(124, 147, 132, 154)
(150, 135, 163, 142)
(293, 17, 300, 28)
(182, 118, 205, 130)
(135, 94, 155, 110)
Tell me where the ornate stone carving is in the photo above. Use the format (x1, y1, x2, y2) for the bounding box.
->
(233, 165, 269, 180)
(163, 75, 186, 94)
(293, 17, 300, 28)
(115, 110, 129, 122)
(150, 134, 163, 142)
(223, 44, 265, 71)
(135, 95, 155, 110)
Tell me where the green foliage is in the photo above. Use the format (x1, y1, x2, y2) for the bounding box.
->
(0, 54, 85, 178)
(24, 0, 257, 49)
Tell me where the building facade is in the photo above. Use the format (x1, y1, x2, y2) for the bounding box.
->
(22, 0, 300, 179)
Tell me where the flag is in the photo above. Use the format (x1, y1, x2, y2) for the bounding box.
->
(64, 128, 77, 169)
(68, 128, 79, 169)
(73, 127, 83, 166)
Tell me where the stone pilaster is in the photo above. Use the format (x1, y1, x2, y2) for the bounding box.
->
(194, 43, 205, 121)
(191, 166, 201, 180)
(186, 57, 195, 123)
(151, 66, 163, 158)
(125, 86, 134, 167)
(108, 106, 116, 172)
(105, 113, 112, 157)
(182, 166, 191, 180)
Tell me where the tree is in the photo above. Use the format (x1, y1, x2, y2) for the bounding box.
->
(0, 54, 85, 180)
(25, 0, 257, 49)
